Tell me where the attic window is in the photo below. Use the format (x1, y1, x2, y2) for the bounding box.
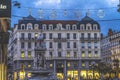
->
(34, 24, 39, 30)
(27, 23, 32, 30)
(21, 24, 25, 30)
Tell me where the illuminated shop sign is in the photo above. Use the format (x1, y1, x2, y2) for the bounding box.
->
(0, 0, 11, 18)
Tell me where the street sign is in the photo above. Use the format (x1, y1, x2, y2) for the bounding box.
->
(0, 0, 11, 18)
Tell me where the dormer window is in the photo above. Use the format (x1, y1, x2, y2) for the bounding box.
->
(86, 23, 91, 30)
(21, 24, 25, 30)
(57, 23, 62, 30)
(49, 24, 53, 30)
(93, 24, 98, 30)
(27, 23, 32, 30)
(80, 24, 85, 30)
(72, 24, 77, 30)
(66, 24, 70, 30)
(34, 24, 39, 30)
(42, 24, 47, 30)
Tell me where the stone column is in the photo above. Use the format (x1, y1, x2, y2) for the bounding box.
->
(53, 60, 56, 78)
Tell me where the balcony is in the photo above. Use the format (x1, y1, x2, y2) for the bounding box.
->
(20, 38, 39, 42)
(80, 38, 100, 41)
(53, 38, 67, 42)
(35, 47, 46, 51)
(81, 57, 101, 60)
(46, 57, 80, 60)
(13, 57, 34, 61)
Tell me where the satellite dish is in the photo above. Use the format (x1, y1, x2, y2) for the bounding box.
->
(97, 9, 105, 18)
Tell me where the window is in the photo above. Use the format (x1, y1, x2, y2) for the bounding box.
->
(42, 24, 47, 30)
(94, 42, 98, 48)
(21, 52, 25, 58)
(58, 42, 62, 48)
(49, 33, 52, 39)
(67, 42, 70, 48)
(88, 42, 91, 48)
(28, 42, 31, 48)
(95, 51, 98, 57)
(88, 33, 91, 39)
(81, 42, 85, 48)
(49, 52, 53, 57)
(67, 62, 71, 67)
(21, 33, 24, 39)
(74, 52, 77, 58)
(21, 42, 24, 48)
(82, 51, 85, 58)
(28, 51, 31, 58)
(58, 52, 62, 57)
(49, 24, 53, 30)
(28, 64, 31, 68)
(27, 23, 32, 30)
(49, 42, 53, 48)
(21, 24, 25, 30)
(73, 42, 77, 48)
(66, 24, 70, 30)
(28, 33, 31, 39)
(58, 33, 61, 39)
(34, 24, 39, 30)
(81, 33, 84, 38)
(73, 33, 76, 39)
(72, 25, 77, 30)
(88, 51, 91, 58)
(67, 52, 70, 57)
(34, 33, 38, 38)
(82, 62, 85, 67)
(94, 33, 97, 39)
(43, 33, 46, 39)
(67, 33, 70, 39)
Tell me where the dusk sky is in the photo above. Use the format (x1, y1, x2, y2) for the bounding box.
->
(12, 0, 120, 35)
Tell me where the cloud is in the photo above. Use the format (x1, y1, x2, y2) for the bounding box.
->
(105, 0, 118, 7)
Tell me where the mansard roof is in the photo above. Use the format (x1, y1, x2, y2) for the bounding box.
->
(23, 15, 36, 20)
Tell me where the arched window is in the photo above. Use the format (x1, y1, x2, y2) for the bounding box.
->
(80, 24, 85, 30)
(21, 24, 25, 30)
(42, 24, 47, 30)
(93, 24, 98, 30)
(86, 23, 91, 30)
(49, 24, 53, 30)
(27, 23, 33, 30)
(66, 24, 71, 30)
(57, 23, 62, 30)
(72, 24, 77, 30)
(34, 24, 39, 30)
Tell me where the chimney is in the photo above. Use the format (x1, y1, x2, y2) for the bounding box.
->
(108, 28, 113, 36)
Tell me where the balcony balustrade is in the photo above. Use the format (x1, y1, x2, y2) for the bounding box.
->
(53, 38, 67, 42)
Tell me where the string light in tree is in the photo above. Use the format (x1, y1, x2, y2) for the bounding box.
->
(97, 9, 105, 18)
(50, 9, 57, 19)
(74, 10, 82, 19)
(63, 9, 67, 16)
(38, 9, 44, 19)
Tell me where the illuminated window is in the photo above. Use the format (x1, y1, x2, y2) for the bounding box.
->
(74, 52, 77, 58)
(21, 52, 25, 58)
(67, 52, 70, 57)
(88, 51, 91, 58)
(50, 64, 53, 67)
(95, 51, 98, 57)
(28, 64, 31, 68)
(82, 63, 85, 67)
(27, 72, 31, 78)
(82, 51, 85, 58)
(34, 33, 38, 38)
(28, 51, 31, 58)
(67, 62, 71, 67)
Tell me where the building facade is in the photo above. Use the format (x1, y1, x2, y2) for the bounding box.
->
(101, 29, 120, 78)
(9, 14, 101, 80)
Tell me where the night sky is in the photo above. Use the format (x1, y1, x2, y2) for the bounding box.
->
(12, 0, 120, 35)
